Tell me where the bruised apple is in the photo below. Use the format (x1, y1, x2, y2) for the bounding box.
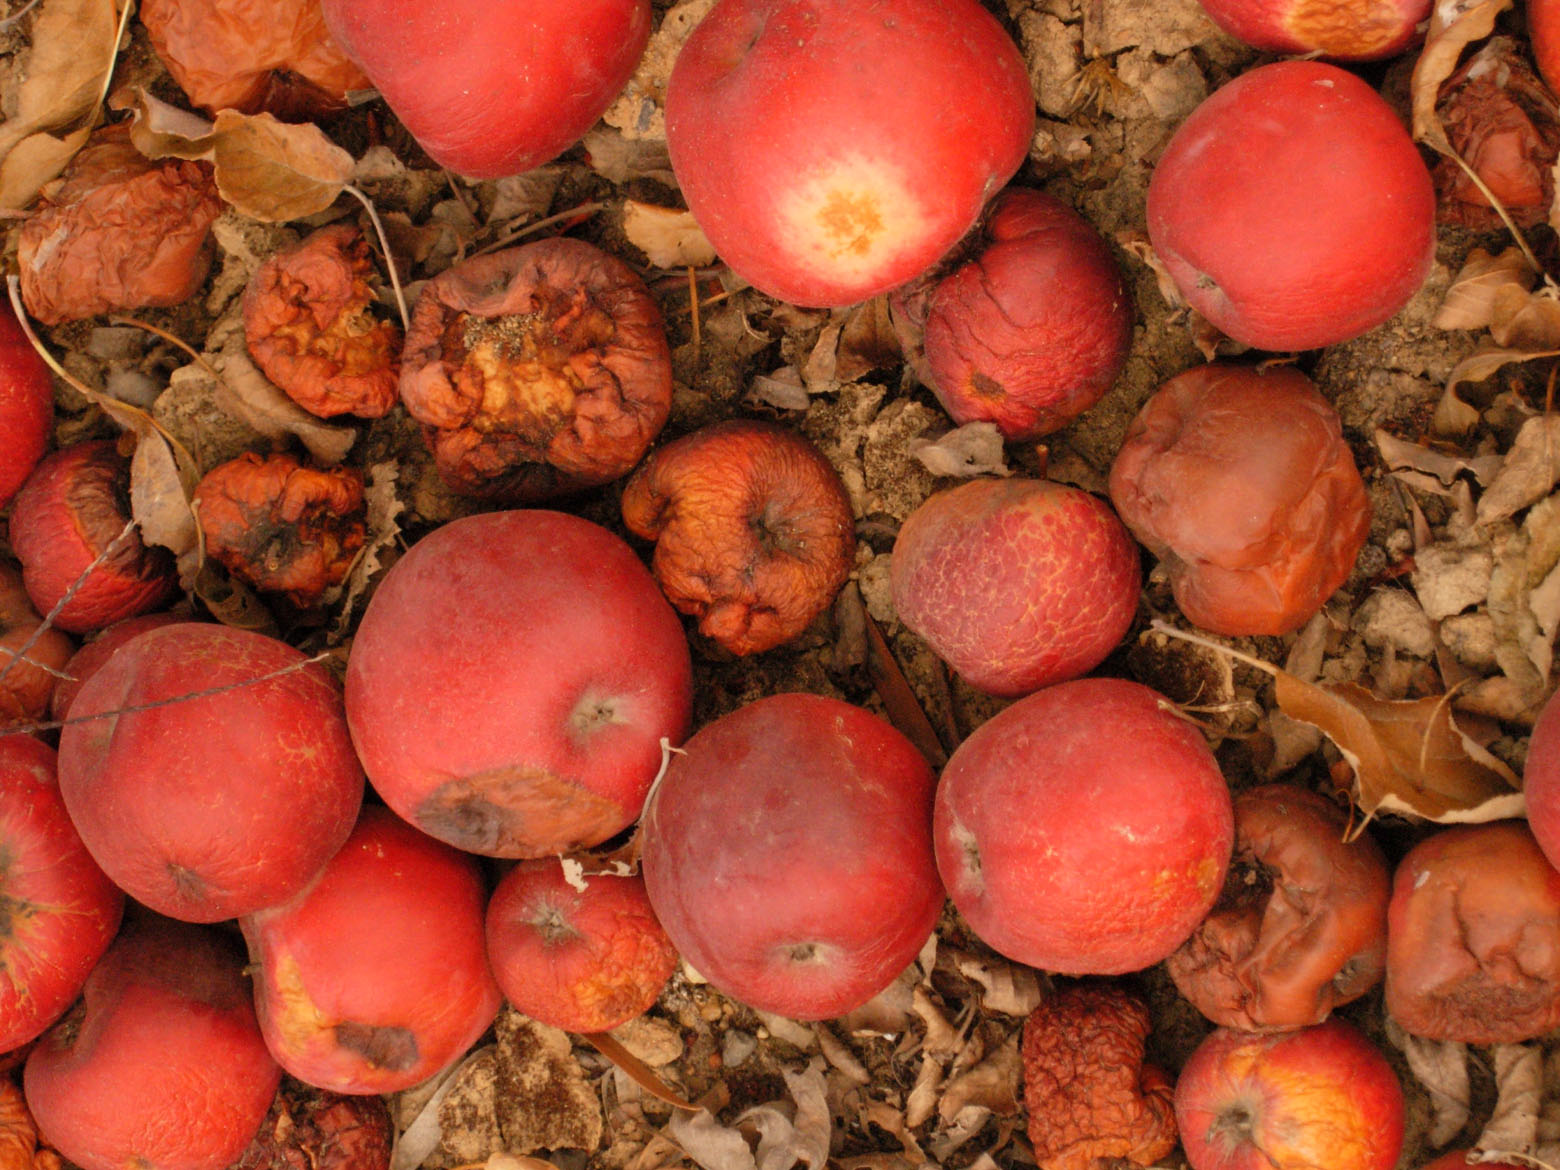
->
(1147, 61, 1435, 351)
(345, 510, 692, 858)
(24, 916, 281, 1170)
(1174, 1018, 1404, 1170)
(890, 477, 1140, 698)
(1192, 0, 1428, 59)
(320, 0, 649, 178)
(486, 859, 676, 1033)
(935, 678, 1233, 974)
(58, 623, 364, 922)
(241, 805, 501, 1094)
(0, 301, 52, 509)
(665, 0, 1034, 307)
(0, 735, 123, 1054)
(641, 693, 942, 1020)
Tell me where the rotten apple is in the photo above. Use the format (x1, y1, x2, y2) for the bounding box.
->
(890, 477, 1140, 698)
(57, 622, 365, 922)
(0, 563, 74, 729)
(1146, 60, 1436, 351)
(640, 692, 943, 1020)
(935, 677, 1234, 974)
(0, 302, 52, 510)
(344, 510, 692, 858)
(1174, 1017, 1404, 1170)
(24, 915, 282, 1170)
(665, 0, 1035, 308)
(320, 0, 650, 179)
(0, 734, 123, 1055)
(485, 859, 676, 1034)
(241, 804, 502, 1095)
(1192, 0, 1428, 59)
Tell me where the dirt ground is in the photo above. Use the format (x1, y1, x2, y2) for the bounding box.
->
(5, 0, 1560, 1166)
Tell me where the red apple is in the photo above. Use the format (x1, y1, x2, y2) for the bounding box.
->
(1535, 0, 1560, 96)
(486, 859, 676, 1034)
(0, 301, 52, 509)
(58, 622, 364, 922)
(1418, 1153, 1524, 1170)
(241, 804, 502, 1095)
(665, 0, 1035, 308)
(24, 915, 282, 1170)
(1174, 1017, 1404, 1170)
(902, 188, 1134, 441)
(640, 692, 943, 1020)
(48, 610, 185, 722)
(935, 678, 1233, 974)
(8, 440, 178, 634)
(1522, 684, 1560, 871)
(344, 510, 693, 859)
(890, 478, 1140, 698)
(1108, 363, 1371, 637)
(320, 0, 650, 179)
(0, 561, 74, 728)
(0, 734, 123, 1054)
(1193, 0, 1428, 59)
(1146, 60, 1436, 351)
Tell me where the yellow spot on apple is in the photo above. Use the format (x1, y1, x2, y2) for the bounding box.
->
(816, 190, 884, 257)
(774, 154, 928, 286)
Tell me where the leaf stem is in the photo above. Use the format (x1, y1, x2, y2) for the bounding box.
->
(1147, 619, 1278, 677)
(343, 184, 409, 331)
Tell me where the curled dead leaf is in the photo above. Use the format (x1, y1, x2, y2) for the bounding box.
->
(621, 200, 717, 269)
(1411, 0, 1516, 155)
(1477, 416, 1560, 523)
(1374, 428, 1504, 488)
(1385, 1020, 1471, 1147)
(1477, 1045, 1542, 1156)
(909, 423, 1012, 479)
(1434, 247, 1537, 330)
(1489, 284, 1560, 349)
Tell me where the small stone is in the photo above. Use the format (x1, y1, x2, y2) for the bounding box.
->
(721, 1030, 759, 1068)
(1411, 544, 1494, 620)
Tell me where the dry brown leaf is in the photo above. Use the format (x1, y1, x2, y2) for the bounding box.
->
(909, 422, 1012, 479)
(1375, 428, 1504, 487)
(855, 1102, 924, 1164)
(1411, 0, 1515, 154)
(583, 1031, 697, 1113)
(834, 297, 901, 384)
(814, 1026, 870, 1085)
(129, 429, 198, 563)
(192, 560, 278, 636)
(621, 200, 717, 269)
(1436, 344, 1560, 437)
(1477, 415, 1560, 523)
(0, 0, 120, 185)
(904, 1055, 943, 1130)
(0, 126, 91, 210)
(1490, 284, 1560, 349)
(208, 110, 353, 221)
(1477, 1045, 1543, 1157)
(112, 87, 216, 160)
(1115, 228, 1184, 309)
(210, 343, 357, 465)
(936, 1032, 1020, 1124)
(864, 612, 949, 768)
(1385, 1021, 1471, 1147)
(948, 951, 1043, 1018)
(910, 986, 961, 1057)
(329, 460, 403, 641)
(1434, 247, 1537, 329)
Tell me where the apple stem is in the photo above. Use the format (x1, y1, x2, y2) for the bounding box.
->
(1147, 620, 1279, 678)
(343, 184, 409, 332)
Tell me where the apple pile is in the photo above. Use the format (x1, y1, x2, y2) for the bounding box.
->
(2, 0, 1552, 1166)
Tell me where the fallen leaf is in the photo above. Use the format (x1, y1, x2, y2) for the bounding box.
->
(748, 367, 810, 411)
(1478, 415, 1560, 523)
(909, 422, 1012, 479)
(814, 1025, 870, 1085)
(1115, 228, 1185, 309)
(1411, 0, 1515, 155)
(904, 1054, 942, 1130)
(834, 297, 901, 384)
(0, 126, 91, 210)
(1434, 246, 1537, 329)
(949, 951, 1043, 1018)
(129, 429, 198, 562)
(1385, 1020, 1470, 1148)
(1477, 1044, 1542, 1157)
(329, 460, 403, 641)
(390, 1044, 490, 1170)
(936, 1032, 1020, 1123)
(1489, 283, 1560, 349)
(209, 110, 354, 221)
(1375, 428, 1504, 488)
(210, 339, 357, 466)
(192, 561, 278, 636)
(864, 612, 948, 768)
(622, 200, 717, 269)
(583, 1031, 697, 1112)
(112, 87, 216, 159)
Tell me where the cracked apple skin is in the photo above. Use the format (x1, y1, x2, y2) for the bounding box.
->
(344, 510, 692, 859)
(935, 678, 1233, 974)
(241, 805, 501, 1095)
(665, 0, 1034, 308)
(23, 916, 282, 1170)
(0, 735, 123, 1055)
(890, 477, 1140, 698)
(0, 302, 52, 510)
(1146, 60, 1435, 351)
(1193, 0, 1428, 59)
(1174, 1017, 1404, 1170)
(641, 693, 942, 1020)
(320, 0, 650, 179)
(485, 859, 676, 1034)
(57, 622, 365, 923)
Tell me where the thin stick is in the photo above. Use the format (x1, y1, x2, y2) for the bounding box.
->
(343, 184, 409, 331)
(87, 0, 136, 129)
(687, 265, 701, 361)
(0, 0, 41, 30)
(4, 651, 333, 736)
(1148, 619, 1278, 677)
(472, 200, 609, 258)
(108, 314, 220, 380)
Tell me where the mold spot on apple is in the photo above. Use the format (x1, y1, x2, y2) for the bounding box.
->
(416, 766, 624, 858)
(334, 1020, 418, 1071)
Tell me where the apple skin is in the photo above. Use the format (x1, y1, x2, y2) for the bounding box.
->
(320, 0, 650, 179)
(24, 915, 282, 1170)
(1174, 1017, 1404, 1170)
(57, 622, 365, 922)
(344, 510, 693, 859)
(1535, 0, 1560, 97)
(1418, 1153, 1525, 1170)
(1522, 684, 1560, 872)
(1193, 0, 1428, 60)
(665, 0, 1035, 308)
(0, 562, 75, 728)
(640, 692, 943, 1020)
(48, 610, 184, 722)
(0, 734, 123, 1054)
(935, 677, 1233, 974)
(1147, 60, 1436, 351)
(485, 859, 677, 1034)
(240, 804, 502, 1095)
(890, 477, 1141, 698)
(0, 301, 52, 509)
(911, 189, 1134, 441)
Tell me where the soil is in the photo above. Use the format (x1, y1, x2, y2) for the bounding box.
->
(3, 0, 1560, 1167)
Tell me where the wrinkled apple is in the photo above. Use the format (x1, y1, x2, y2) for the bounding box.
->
(935, 677, 1234, 974)
(241, 805, 502, 1094)
(1193, 0, 1428, 59)
(665, 0, 1035, 307)
(0, 302, 52, 509)
(641, 692, 943, 1020)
